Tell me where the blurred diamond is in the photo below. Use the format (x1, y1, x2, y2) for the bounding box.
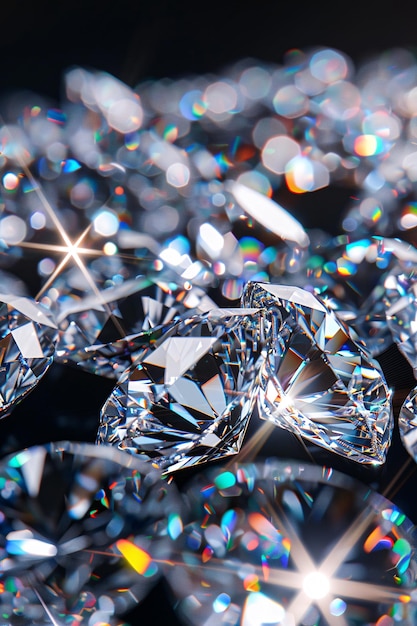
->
(97, 308, 265, 472)
(0, 294, 58, 417)
(0, 441, 182, 623)
(164, 460, 417, 626)
(242, 282, 392, 464)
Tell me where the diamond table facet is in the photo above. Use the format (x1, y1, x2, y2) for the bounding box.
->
(97, 308, 266, 473)
(242, 282, 393, 464)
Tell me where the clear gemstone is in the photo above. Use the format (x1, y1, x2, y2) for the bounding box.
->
(398, 386, 417, 461)
(275, 235, 417, 356)
(52, 272, 215, 378)
(384, 270, 417, 374)
(164, 460, 417, 626)
(0, 441, 182, 623)
(97, 308, 265, 472)
(242, 282, 392, 464)
(0, 294, 58, 418)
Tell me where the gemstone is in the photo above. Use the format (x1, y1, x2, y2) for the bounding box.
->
(0, 294, 58, 418)
(274, 235, 417, 356)
(384, 269, 417, 375)
(398, 386, 417, 462)
(0, 441, 182, 624)
(52, 271, 215, 378)
(164, 460, 417, 626)
(242, 282, 393, 464)
(97, 308, 265, 473)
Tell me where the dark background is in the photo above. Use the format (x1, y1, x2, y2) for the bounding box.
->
(1, 0, 416, 101)
(1, 1, 417, 624)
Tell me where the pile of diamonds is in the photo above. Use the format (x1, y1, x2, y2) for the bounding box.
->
(2, 42, 417, 626)
(1, 45, 417, 465)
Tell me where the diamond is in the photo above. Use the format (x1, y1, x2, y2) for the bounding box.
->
(275, 235, 417, 356)
(384, 270, 417, 375)
(0, 294, 58, 418)
(242, 282, 392, 464)
(0, 441, 182, 623)
(398, 386, 417, 462)
(164, 460, 417, 626)
(52, 272, 215, 378)
(97, 308, 265, 472)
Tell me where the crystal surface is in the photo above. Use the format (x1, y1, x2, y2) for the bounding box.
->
(53, 272, 215, 378)
(164, 460, 417, 626)
(398, 386, 417, 462)
(242, 282, 392, 464)
(273, 235, 417, 356)
(97, 308, 265, 472)
(0, 294, 58, 418)
(0, 441, 182, 624)
(384, 269, 417, 375)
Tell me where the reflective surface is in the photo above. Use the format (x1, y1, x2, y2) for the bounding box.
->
(0, 441, 182, 624)
(98, 309, 265, 472)
(242, 282, 393, 464)
(164, 460, 417, 625)
(0, 295, 58, 418)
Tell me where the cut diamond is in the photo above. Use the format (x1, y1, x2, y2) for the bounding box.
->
(53, 273, 215, 378)
(0, 441, 182, 623)
(242, 282, 392, 464)
(0, 294, 58, 418)
(384, 270, 417, 375)
(398, 386, 417, 462)
(97, 308, 265, 472)
(164, 460, 417, 626)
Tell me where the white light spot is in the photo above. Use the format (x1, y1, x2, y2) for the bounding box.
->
(107, 98, 143, 133)
(103, 241, 118, 255)
(38, 258, 56, 277)
(3, 172, 19, 190)
(303, 571, 330, 600)
(0, 215, 27, 245)
(93, 210, 119, 237)
(166, 162, 190, 188)
(30, 211, 46, 230)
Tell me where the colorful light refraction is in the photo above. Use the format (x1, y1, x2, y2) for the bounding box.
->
(1, 45, 417, 625)
(163, 461, 417, 626)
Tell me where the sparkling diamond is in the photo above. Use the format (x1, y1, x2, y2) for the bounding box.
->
(242, 282, 392, 464)
(0, 294, 58, 418)
(52, 272, 215, 378)
(164, 460, 417, 626)
(398, 386, 417, 462)
(0, 441, 182, 623)
(384, 269, 417, 375)
(97, 308, 265, 472)
(274, 235, 417, 356)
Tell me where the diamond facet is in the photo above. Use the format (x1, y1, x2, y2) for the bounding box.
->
(0, 294, 58, 418)
(398, 386, 417, 462)
(0, 441, 182, 623)
(53, 273, 215, 378)
(97, 308, 265, 472)
(384, 270, 417, 375)
(164, 460, 417, 626)
(242, 282, 392, 464)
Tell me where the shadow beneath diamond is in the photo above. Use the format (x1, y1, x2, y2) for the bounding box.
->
(0, 361, 115, 457)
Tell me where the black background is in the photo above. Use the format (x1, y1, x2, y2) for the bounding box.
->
(1, 1, 417, 624)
